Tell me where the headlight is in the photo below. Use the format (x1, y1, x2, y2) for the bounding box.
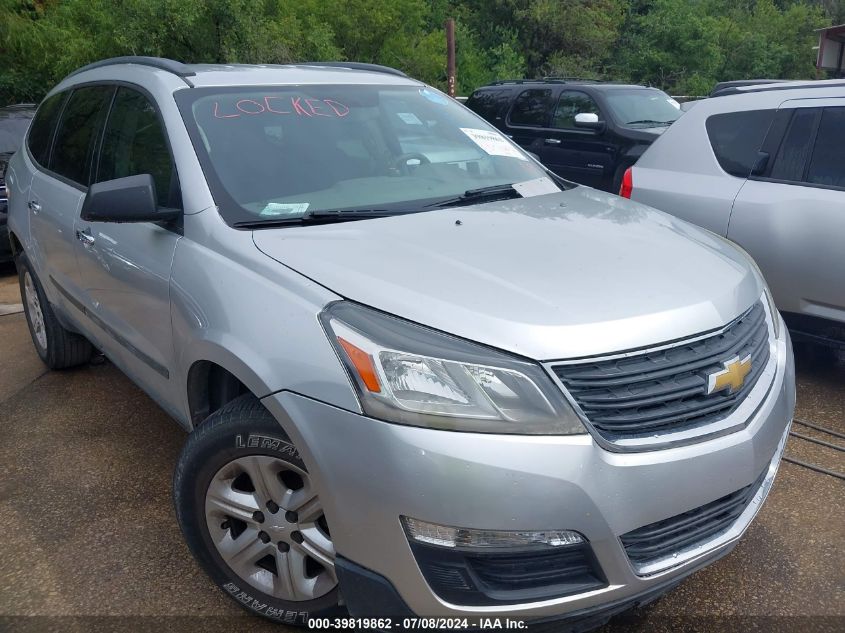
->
(320, 302, 585, 435)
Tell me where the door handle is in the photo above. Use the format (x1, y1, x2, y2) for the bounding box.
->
(27, 200, 41, 212)
(544, 138, 562, 145)
(76, 228, 96, 246)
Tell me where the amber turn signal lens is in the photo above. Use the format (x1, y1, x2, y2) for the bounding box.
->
(337, 337, 381, 393)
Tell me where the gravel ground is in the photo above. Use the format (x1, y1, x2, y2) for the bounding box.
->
(0, 264, 842, 633)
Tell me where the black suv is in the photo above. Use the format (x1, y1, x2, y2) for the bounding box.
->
(466, 80, 682, 192)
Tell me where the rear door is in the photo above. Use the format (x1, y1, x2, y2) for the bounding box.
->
(634, 109, 774, 236)
(538, 89, 611, 188)
(729, 98, 845, 321)
(503, 87, 558, 159)
(74, 85, 182, 405)
(28, 86, 114, 311)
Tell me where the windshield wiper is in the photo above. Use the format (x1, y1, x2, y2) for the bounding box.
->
(233, 208, 400, 229)
(424, 183, 523, 209)
(625, 119, 673, 126)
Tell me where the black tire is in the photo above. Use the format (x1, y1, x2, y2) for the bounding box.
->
(174, 394, 343, 625)
(17, 252, 92, 369)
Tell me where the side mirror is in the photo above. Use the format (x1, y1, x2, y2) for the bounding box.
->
(574, 112, 605, 132)
(81, 174, 179, 223)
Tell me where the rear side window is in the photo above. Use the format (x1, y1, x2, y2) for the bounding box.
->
(51, 86, 114, 185)
(27, 93, 66, 167)
(466, 89, 510, 123)
(508, 89, 553, 127)
(806, 107, 845, 189)
(552, 90, 600, 129)
(769, 108, 818, 182)
(705, 110, 774, 178)
(97, 87, 177, 207)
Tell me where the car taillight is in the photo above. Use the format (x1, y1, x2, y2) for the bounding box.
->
(619, 167, 633, 199)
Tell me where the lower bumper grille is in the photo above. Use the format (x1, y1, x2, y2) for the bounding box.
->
(620, 468, 767, 569)
(410, 542, 606, 605)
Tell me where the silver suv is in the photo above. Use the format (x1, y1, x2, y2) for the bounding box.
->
(6, 57, 794, 627)
(624, 79, 845, 349)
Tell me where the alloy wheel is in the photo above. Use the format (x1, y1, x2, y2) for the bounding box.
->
(204, 455, 336, 601)
(24, 271, 47, 351)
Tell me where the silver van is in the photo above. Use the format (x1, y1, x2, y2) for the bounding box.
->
(624, 79, 845, 349)
(6, 58, 794, 627)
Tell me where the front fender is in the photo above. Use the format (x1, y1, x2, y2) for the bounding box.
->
(169, 232, 361, 429)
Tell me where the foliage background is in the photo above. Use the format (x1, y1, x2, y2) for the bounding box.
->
(0, 0, 841, 104)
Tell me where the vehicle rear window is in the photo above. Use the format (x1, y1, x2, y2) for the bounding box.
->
(51, 86, 114, 185)
(0, 109, 35, 154)
(806, 107, 845, 189)
(705, 110, 774, 178)
(769, 108, 817, 182)
(508, 89, 553, 127)
(466, 89, 510, 123)
(27, 93, 66, 167)
(97, 87, 177, 207)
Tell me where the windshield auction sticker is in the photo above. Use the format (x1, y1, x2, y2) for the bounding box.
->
(261, 202, 310, 216)
(460, 128, 527, 160)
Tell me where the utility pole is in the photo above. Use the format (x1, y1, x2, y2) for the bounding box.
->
(446, 18, 456, 97)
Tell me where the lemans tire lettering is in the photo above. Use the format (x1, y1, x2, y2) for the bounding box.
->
(223, 581, 308, 623)
(235, 433, 300, 458)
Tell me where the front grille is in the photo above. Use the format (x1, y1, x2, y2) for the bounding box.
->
(621, 468, 767, 569)
(552, 302, 770, 442)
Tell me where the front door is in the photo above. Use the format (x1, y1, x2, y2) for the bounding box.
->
(536, 90, 611, 189)
(74, 86, 182, 408)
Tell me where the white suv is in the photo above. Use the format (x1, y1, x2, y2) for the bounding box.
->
(623, 80, 845, 349)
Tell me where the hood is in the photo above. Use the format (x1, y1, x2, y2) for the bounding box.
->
(253, 188, 761, 360)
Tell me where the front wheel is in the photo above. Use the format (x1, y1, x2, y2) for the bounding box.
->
(173, 395, 342, 624)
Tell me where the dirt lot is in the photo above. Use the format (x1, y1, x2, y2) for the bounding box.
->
(0, 263, 842, 633)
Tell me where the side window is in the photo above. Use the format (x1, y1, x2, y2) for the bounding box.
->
(97, 87, 177, 207)
(466, 89, 510, 122)
(705, 110, 775, 178)
(27, 92, 67, 167)
(51, 86, 114, 185)
(805, 107, 845, 189)
(552, 91, 600, 129)
(508, 89, 553, 127)
(769, 108, 818, 182)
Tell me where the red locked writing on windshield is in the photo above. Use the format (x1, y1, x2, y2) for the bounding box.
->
(212, 97, 350, 119)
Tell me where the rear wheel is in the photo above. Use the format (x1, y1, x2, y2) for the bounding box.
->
(174, 395, 341, 624)
(17, 253, 92, 369)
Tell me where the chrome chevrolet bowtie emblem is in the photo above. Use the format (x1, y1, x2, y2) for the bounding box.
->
(707, 355, 752, 395)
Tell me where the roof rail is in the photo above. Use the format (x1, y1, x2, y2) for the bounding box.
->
(543, 76, 602, 83)
(486, 78, 600, 87)
(66, 56, 196, 79)
(295, 62, 408, 78)
(712, 79, 845, 97)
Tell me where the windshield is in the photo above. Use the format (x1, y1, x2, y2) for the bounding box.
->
(176, 85, 556, 224)
(0, 109, 34, 154)
(604, 89, 681, 127)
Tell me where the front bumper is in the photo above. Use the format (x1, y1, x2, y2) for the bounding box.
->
(261, 332, 794, 618)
